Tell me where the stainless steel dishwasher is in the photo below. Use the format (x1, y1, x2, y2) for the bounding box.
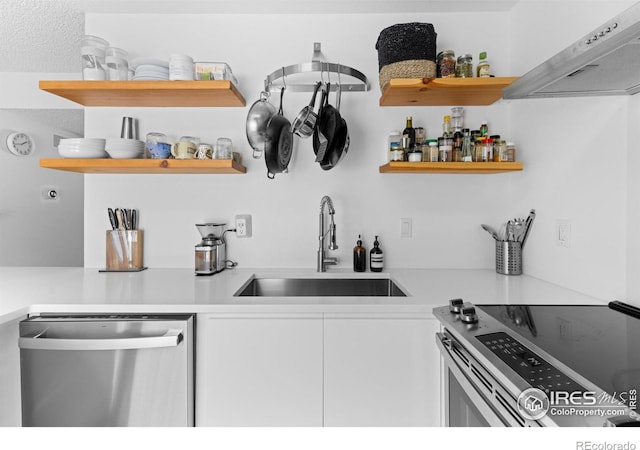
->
(19, 314, 194, 427)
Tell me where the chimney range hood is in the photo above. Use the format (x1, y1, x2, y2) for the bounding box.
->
(503, 2, 640, 99)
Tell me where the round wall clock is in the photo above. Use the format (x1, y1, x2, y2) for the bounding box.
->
(5, 132, 35, 156)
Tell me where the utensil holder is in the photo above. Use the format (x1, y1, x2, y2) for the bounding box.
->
(495, 240, 522, 275)
(106, 230, 144, 270)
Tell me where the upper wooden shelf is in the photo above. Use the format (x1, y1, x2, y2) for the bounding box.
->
(379, 77, 519, 106)
(39, 80, 246, 107)
(379, 161, 523, 174)
(40, 158, 247, 174)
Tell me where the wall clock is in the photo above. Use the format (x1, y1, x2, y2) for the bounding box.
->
(5, 131, 35, 156)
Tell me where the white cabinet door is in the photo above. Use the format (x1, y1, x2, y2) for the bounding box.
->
(196, 313, 323, 426)
(324, 315, 440, 426)
(0, 314, 26, 426)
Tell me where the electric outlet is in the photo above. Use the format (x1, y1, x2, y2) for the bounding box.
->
(235, 214, 252, 238)
(41, 186, 59, 202)
(556, 219, 571, 248)
(400, 218, 412, 238)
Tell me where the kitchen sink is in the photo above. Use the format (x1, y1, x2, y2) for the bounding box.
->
(234, 277, 407, 297)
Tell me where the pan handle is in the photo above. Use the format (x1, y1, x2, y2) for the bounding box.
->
(253, 142, 264, 159)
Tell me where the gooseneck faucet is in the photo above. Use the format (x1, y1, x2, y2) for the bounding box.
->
(317, 195, 338, 272)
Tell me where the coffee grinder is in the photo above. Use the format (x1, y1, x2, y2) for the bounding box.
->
(195, 223, 226, 276)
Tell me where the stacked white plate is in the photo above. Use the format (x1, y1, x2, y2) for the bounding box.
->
(58, 138, 107, 158)
(105, 138, 145, 159)
(132, 58, 170, 81)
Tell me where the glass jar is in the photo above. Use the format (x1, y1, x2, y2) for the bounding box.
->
(388, 131, 402, 161)
(437, 50, 456, 78)
(427, 140, 439, 162)
(438, 136, 453, 162)
(461, 128, 473, 162)
(477, 52, 490, 78)
(470, 130, 482, 162)
(481, 139, 494, 162)
(506, 142, 517, 162)
(451, 106, 464, 131)
(455, 54, 473, 78)
(494, 139, 508, 162)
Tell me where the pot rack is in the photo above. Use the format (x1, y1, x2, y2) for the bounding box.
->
(264, 42, 370, 93)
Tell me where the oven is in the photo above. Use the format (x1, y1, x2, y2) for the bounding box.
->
(437, 330, 535, 427)
(434, 300, 640, 427)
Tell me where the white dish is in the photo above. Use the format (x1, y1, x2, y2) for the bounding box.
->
(130, 57, 169, 69)
(106, 148, 143, 159)
(58, 147, 109, 158)
(59, 138, 106, 146)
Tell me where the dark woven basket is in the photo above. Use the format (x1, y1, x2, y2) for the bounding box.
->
(375, 22, 437, 70)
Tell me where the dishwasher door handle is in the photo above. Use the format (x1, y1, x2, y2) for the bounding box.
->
(19, 329, 183, 351)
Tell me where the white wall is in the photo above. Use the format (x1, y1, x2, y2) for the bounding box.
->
(507, 1, 634, 302)
(0, 110, 83, 266)
(84, 12, 515, 271)
(82, 4, 639, 304)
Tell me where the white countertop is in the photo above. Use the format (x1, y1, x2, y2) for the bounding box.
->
(0, 267, 605, 323)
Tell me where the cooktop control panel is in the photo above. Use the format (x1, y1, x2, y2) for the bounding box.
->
(477, 332, 584, 394)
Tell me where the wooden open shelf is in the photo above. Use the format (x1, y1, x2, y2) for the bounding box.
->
(39, 80, 246, 107)
(379, 161, 523, 174)
(379, 77, 519, 106)
(40, 158, 247, 174)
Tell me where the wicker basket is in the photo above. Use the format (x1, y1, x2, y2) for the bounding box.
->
(375, 22, 437, 70)
(379, 60, 436, 91)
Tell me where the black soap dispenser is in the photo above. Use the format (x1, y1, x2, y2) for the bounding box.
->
(370, 235, 384, 272)
(353, 235, 367, 272)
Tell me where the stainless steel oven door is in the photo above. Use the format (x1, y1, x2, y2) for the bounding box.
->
(437, 331, 533, 427)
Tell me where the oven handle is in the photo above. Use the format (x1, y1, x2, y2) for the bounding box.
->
(18, 329, 183, 351)
(436, 332, 507, 427)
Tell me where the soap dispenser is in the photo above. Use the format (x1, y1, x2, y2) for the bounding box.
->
(370, 235, 384, 272)
(353, 235, 366, 272)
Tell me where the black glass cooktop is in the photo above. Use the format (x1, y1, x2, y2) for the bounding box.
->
(478, 303, 640, 396)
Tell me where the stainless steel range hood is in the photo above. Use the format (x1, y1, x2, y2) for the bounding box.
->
(503, 2, 640, 99)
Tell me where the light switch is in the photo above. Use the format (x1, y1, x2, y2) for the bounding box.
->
(400, 218, 412, 238)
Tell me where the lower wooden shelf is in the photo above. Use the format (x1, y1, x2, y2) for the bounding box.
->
(40, 158, 247, 174)
(379, 161, 523, 174)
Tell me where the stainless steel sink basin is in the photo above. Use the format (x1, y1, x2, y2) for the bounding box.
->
(234, 277, 407, 297)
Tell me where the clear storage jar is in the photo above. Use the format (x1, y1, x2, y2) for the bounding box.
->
(455, 54, 473, 78)
(437, 50, 456, 78)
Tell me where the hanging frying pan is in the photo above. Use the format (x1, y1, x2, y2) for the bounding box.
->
(320, 82, 349, 170)
(264, 87, 293, 179)
(313, 83, 340, 165)
(245, 91, 276, 159)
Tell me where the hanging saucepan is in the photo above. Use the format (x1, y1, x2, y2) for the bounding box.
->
(320, 82, 349, 171)
(291, 81, 322, 138)
(264, 87, 293, 179)
(246, 91, 276, 159)
(314, 83, 340, 165)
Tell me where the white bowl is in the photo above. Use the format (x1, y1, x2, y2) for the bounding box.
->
(106, 148, 143, 159)
(59, 138, 106, 146)
(106, 138, 144, 149)
(59, 147, 108, 158)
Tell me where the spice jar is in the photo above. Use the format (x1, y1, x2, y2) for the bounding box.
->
(388, 131, 403, 161)
(438, 136, 453, 162)
(480, 138, 494, 162)
(437, 50, 456, 78)
(427, 140, 439, 162)
(455, 54, 473, 78)
(506, 142, 517, 162)
(494, 139, 508, 162)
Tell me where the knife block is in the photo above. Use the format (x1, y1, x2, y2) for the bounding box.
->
(106, 230, 144, 270)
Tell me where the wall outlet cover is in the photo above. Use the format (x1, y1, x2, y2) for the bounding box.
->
(235, 214, 252, 238)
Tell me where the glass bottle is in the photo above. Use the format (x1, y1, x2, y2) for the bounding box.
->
(452, 130, 463, 162)
(442, 115, 452, 138)
(461, 128, 472, 162)
(495, 139, 508, 162)
(470, 130, 481, 162)
(477, 52, 490, 78)
(402, 116, 416, 156)
(480, 121, 489, 137)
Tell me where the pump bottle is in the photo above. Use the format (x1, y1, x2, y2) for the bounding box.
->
(370, 236, 384, 272)
(353, 235, 366, 272)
